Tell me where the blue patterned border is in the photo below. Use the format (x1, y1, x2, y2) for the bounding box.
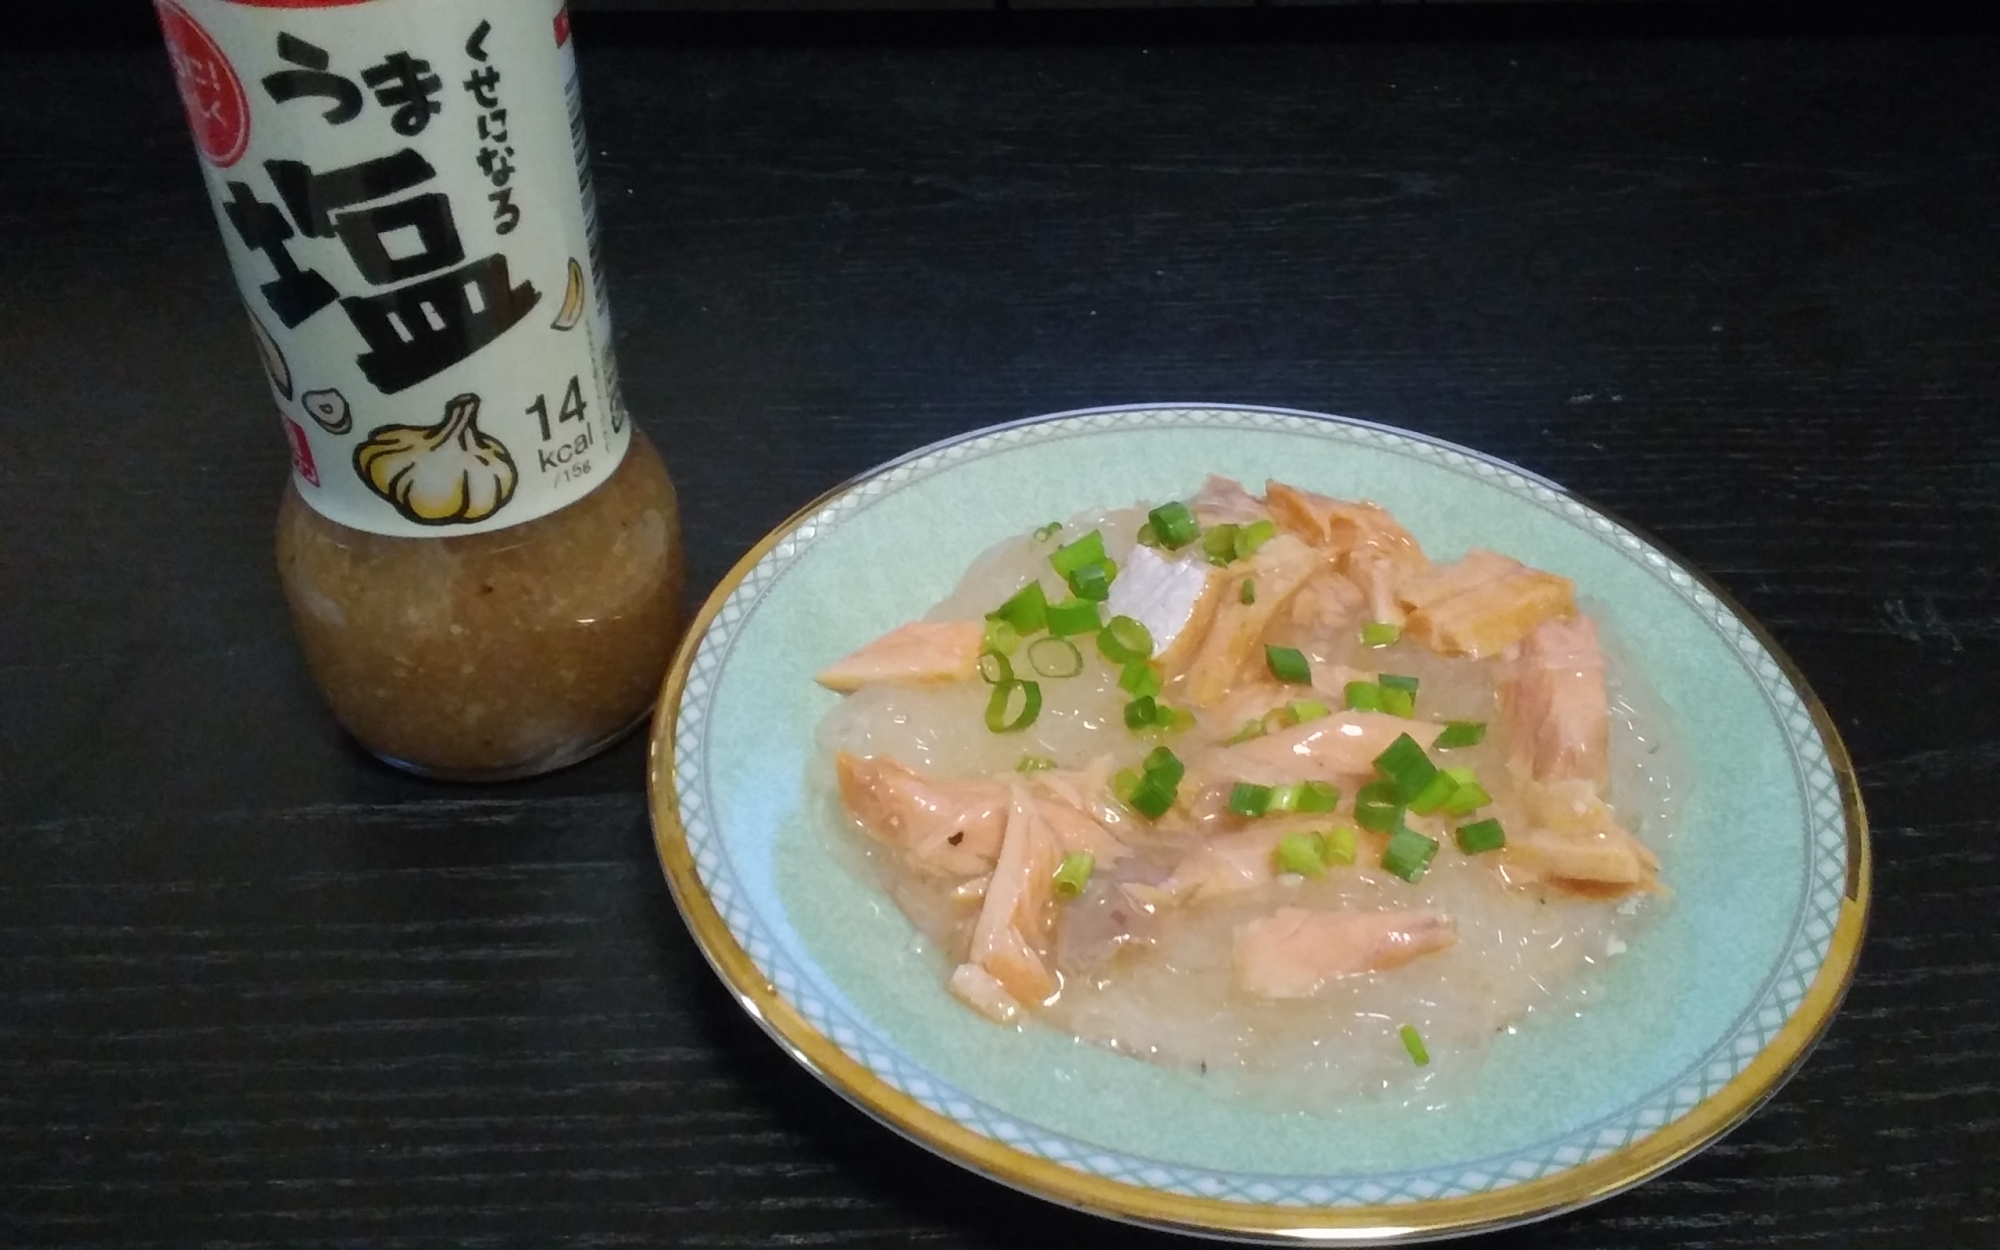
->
(672, 405, 1850, 1207)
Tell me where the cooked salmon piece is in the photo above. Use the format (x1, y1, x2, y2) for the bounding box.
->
(815, 619, 985, 692)
(1233, 907, 1457, 999)
(1126, 818, 1380, 911)
(1205, 711, 1445, 788)
(1178, 533, 1324, 707)
(947, 962, 1023, 1024)
(1397, 550, 1575, 658)
(1494, 778, 1663, 898)
(1191, 474, 1272, 526)
(836, 752, 1008, 877)
(1501, 614, 1610, 786)
(964, 788, 1062, 1005)
(1264, 482, 1426, 572)
(1287, 568, 1367, 636)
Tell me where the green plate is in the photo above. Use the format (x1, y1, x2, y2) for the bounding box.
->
(649, 404, 1868, 1242)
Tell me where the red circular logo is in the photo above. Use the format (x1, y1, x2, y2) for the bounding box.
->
(155, 2, 251, 167)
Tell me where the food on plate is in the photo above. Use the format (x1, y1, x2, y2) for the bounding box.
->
(813, 477, 1687, 1095)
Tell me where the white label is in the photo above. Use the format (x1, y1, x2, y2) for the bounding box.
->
(158, 0, 629, 537)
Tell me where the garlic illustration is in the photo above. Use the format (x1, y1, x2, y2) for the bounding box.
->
(301, 387, 351, 435)
(353, 393, 518, 526)
(248, 309, 292, 400)
(551, 257, 586, 331)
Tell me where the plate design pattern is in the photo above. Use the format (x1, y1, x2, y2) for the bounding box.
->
(669, 405, 1855, 1209)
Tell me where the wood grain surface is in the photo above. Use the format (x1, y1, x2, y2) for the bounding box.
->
(2, 9, 1996, 1246)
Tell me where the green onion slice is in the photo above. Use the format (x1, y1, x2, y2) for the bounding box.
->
(1322, 824, 1359, 866)
(1118, 660, 1163, 698)
(1240, 579, 1257, 605)
(1066, 562, 1113, 602)
(982, 617, 1020, 657)
(1265, 783, 1303, 814)
(1296, 780, 1340, 813)
(1127, 771, 1177, 819)
(1234, 519, 1277, 560)
(1382, 824, 1440, 882)
(1379, 673, 1419, 694)
(977, 650, 1014, 685)
(1045, 596, 1103, 638)
(1142, 746, 1186, 786)
(1098, 615, 1154, 664)
(1379, 685, 1416, 719)
(1454, 817, 1506, 854)
(1344, 681, 1382, 713)
(1135, 521, 1160, 547)
(984, 678, 1042, 733)
(1229, 782, 1274, 817)
(1373, 733, 1440, 803)
(1435, 720, 1487, 749)
(1016, 754, 1056, 773)
(1405, 770, 1460, 817)
(1146, 501, 1201, 550)
(1289, 699, 1330, 724)
(1033, 521, 1063, 542)
(1275, 832, 1327, 878)
(1354, 779, 1403, 833)
(1125, 696, 1159, 730)
(1399, 1023, 1431, 1066)
(1360, 621, 1402, 648)
(1027, 635, 1084, 678)
(1223, 719, 1266, 745)
(989, 581, 1049, 635)
(1052, 851, 1095, 899)
(1442, 776, 1493, 817)
(1201, 524, 1241, 567)
(1049, 530, 1107, 578)
(1265, 645, 1312, 685)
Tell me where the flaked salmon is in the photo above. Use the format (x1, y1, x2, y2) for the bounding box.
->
(1398, 549, 1575, 658)
(816, 619, 985, 691)
(1233, 907, 1458, 998)
(1501, 614, 1610, 786)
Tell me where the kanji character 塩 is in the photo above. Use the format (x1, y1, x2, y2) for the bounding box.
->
(221, 181, 338, 328)
(266, 149, 436, 238)
(341, 254, 541, 393)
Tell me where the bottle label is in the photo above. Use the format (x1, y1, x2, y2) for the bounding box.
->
(157, 0, 630, 538)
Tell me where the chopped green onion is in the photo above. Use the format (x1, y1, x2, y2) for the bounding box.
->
(989, 581, 1049, 635)
(1027, 636, 1083, 678)
(1125, 696, 1160, 730)
(1033, 521, 1063, 542)
(1160, 705, 1196, 734)
(1344, 681, 1382, 712)
(1234, 519, 1277, 560)
(1147, 501, 1201, 550)
(1045, 596, 1103, 637)
(1265, 783, 1303, 813)
(1098, 615, 1154, 664)
(1049, 530, 1107, 578)
(1454, 817, 1506, 854)
(1289, 699, 1330, 724)
(1442, 776, 1493, 817)
(1224, 719, 1266, 745)
(1016, 754, 1056, 773)
(1240, 579, 1257, 605)
(1201, 524, 1241, 567)
(1142, 745, 1185, 787)
(1052, 851, 1095, 899)
(1118, 660, 1163, 698)
(1265, 645, 1312, 685)
(1399, 1023, 1431, 1066)
(1275, 832, 1327, 878)
(977, 650, 1014, 685)
(1135, 521, 1160, 547)
(1229, 782, 1274, 817)
(1066, 562, 1114, 602)
(1262, 704, 1300, 734)
(984, 678, 1042, 733)
(1405, 770, 1460, 817)
(1322, 825, 1359, 866)
(1373, 733, 1441, 803)
(1435, 720, 1487, 749)
(1382, 824, 1440, 882)
(1354, 779, 1404, 833)
(983, 617, 1020, 657)
(1360, 621, 1402, 648)
(1296, 780, 1341, 813)
(1379, 673, 1419, 694)
(1112, 767, 1140, 802)
(1379, 685, 1416, 718)
(1129, 772, 1177, 818)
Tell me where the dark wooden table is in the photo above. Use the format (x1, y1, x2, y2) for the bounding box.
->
(4, 8, 1996, 1246)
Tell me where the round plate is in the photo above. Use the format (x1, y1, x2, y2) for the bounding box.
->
(647, 404, 1868, 1243)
